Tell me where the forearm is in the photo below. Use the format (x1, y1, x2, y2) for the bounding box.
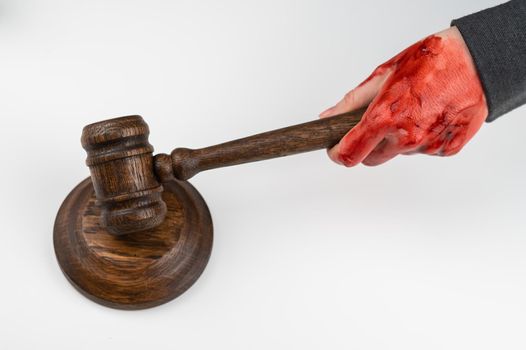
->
(452, 0, 526, 122)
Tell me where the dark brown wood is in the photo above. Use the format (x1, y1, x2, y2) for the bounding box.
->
(81, 116, 167, 236)
(155, 108, 365, 181)
(81, 110, 364, 236)
(53, 177, 213, 310)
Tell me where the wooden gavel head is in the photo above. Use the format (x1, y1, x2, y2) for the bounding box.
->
(81, 115, 167, 235)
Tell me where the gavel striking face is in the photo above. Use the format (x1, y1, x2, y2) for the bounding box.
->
(55, 109, 365, 309)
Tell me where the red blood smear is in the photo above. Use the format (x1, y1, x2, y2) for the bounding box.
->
(338, 34, 488, 166)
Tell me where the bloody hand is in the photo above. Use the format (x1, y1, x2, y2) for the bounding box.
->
(320, 27, 488, 167)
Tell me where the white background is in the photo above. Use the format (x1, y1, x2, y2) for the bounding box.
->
(1, 0, 525, 349)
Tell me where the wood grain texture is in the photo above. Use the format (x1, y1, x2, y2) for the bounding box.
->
(81, 115, 167, 236)
(154, 108, 365, 181)
(54, 177, 213, 310)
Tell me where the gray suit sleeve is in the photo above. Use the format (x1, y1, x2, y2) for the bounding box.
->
(451, 0, 526, 122)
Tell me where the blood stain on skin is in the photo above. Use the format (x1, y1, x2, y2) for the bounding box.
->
(338, 34, 488, 165)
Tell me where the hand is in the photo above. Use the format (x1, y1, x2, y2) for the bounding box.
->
(320, 27, 488, 167)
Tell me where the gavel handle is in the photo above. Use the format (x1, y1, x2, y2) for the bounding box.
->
(154, 108, 366, 181)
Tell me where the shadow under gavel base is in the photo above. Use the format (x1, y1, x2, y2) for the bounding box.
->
(53, 177, 213, 310)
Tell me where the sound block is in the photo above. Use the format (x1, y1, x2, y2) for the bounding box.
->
(53, 177, 213, 310)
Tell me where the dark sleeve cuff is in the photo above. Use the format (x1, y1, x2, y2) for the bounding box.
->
(451, 0, 526, 122)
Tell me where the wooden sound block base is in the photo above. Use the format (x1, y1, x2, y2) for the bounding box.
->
(53, 178, 213, 310)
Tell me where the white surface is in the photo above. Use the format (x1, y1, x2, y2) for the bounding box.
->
(1, 0, 525, 349)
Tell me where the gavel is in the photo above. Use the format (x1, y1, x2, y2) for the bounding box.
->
(55, 108, 365, 309)
(81, 109, 365, 236)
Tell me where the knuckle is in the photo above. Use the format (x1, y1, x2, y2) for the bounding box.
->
(396, 124, 424, 147)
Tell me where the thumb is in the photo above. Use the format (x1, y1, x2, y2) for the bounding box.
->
(319, 69, 390, 118)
